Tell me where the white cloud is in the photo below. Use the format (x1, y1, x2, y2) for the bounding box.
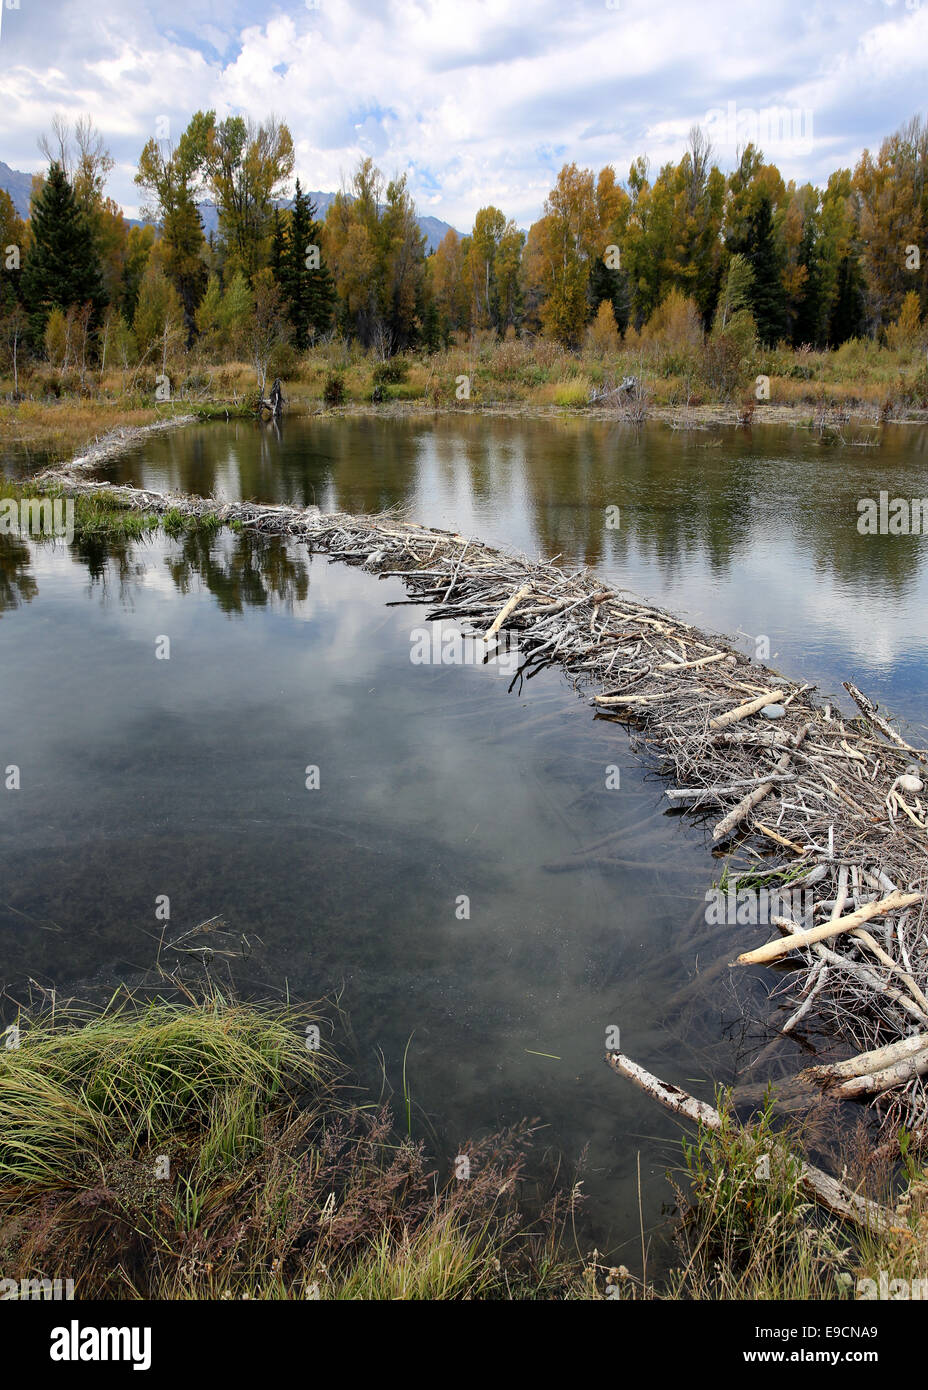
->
(1, 0, 926, 229)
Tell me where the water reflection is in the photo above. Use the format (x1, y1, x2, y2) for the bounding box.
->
(48, 413, 928, 732)
(166, 529, 309, 614)
(0, 527, 310, 620)
(0, 535, 38, 616)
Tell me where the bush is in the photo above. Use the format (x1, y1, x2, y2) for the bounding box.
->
(585, 301, 620, 357)
(702, 309, 757, 396)
(323, 371, 346, 407)
(372, 357, 409, 386)
(268, 342, 299, 380)
(642, 289, 703, 353)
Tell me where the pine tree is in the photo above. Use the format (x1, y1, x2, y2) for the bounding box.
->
(589, 254, 630, 335)
(792, 218, 825, 347)
(270, 208, 286, 284)
(279, 180, 335, 350)
(741, 193, 787, 347)
(828, 254, 867, 346)
(21, 164, 105, 346)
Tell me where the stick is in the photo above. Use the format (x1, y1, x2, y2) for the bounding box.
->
(656, 651, 730, 672)
(666, 773, 795, 801)
(606, 1052, 896, 1233)
(713, 724, 810, 841)
(483, 584, 531, 641)
(736, 889, 924, 965)
(593, 692, 665, 705)
(843, 681, 921, 754)
(709, 690, 785, 730)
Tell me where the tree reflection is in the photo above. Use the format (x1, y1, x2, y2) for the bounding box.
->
(165, 528, 310, 614)
(0, 535, 38, 615)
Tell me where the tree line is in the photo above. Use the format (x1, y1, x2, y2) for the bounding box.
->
(1, 109, 926, 385)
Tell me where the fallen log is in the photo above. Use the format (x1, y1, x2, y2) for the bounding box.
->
(484, 584, 532, 641)
(606, 1051, 897, 1234)
(803, 1033, 928, 1085)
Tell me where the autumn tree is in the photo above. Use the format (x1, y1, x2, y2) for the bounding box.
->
(854, 115, 927, 335)
(463, 206, 524, 333)
(248, 270, 291, 397)
(206, 115, 295, 280)
(136, 110, 213, 338)
(428, 228, 469, 339)
(324, 159, 426, 352)
(132, 249, 185, 374)
(532, 163, 600, 346)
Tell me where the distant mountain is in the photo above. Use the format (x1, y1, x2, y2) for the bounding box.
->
(194, 192, 458, 252)
(0, 161, 35, 218)
(0, 161, 459, 252)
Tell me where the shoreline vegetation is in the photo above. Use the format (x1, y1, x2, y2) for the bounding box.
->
(1, 989, 927, 1302)
(5, 421, 928, 1299)
(4, 334, 928, 468)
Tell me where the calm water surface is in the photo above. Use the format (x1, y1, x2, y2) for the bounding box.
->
(21, 411, 925, 734)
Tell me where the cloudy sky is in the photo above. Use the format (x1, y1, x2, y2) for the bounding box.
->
(0, 0, 925, 230)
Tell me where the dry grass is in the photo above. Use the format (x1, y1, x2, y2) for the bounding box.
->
(0, 397, 166, 464)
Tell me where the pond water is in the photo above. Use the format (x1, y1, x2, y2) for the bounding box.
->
(1, 411, 926, 1265)
(13, 410, 925, 735)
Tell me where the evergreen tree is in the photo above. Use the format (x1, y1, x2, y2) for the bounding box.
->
(828, 253, 867, 345)
(21, 163, 104, 346)
(279, 180, 335, 350)
(792, 217, 824, 347)
(589, 255, 630, 335)
(740, 193, 787, 347)
(270, 208, 286, 283)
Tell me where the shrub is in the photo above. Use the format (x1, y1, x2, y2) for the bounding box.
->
(702, 309, 757, 396)
(642, 289, 703, 353)
(372, 357, 410, 386)
(585, 301, 621, 356)
(323, 371, 346, 406)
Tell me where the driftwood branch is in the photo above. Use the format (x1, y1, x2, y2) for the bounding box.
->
(709, 690, 784, 730)
(606, 1052, 896, 1234)
(737, 890, 923, 966)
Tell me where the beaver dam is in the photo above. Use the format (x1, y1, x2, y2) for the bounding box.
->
(40, 456, 928, 1162)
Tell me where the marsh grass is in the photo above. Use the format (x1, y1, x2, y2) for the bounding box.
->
(652, 1091, 928, 1302)
(4, 334, 927, 442)
(0, 480, 222, 543)
(0, 993, 587, 1300)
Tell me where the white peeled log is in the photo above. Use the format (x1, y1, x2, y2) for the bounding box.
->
(606, 1052, 897, 1234)
(736, 889, 924, 966)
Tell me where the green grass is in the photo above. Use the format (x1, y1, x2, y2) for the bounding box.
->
(1, 480, 225, 543)
(0, 995, 323, 1189)
(0, 993, 587, 1300)
(162, 506, 222, 536)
